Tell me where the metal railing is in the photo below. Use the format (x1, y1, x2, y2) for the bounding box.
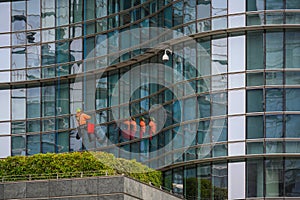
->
(0, 170, 116, 182)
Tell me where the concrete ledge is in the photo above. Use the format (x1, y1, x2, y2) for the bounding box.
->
(0, 176, 181, 200)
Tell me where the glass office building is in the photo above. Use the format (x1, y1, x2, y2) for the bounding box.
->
(0, 0, 300, 199)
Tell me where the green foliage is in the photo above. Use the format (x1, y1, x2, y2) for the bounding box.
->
(0, 152, 162, 186)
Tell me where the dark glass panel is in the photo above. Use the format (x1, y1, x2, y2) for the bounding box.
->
(184, 166, 197, 199)
(265, 88, 283, 112)
(197, 0, 211, 19)
(285, 159, 300, 197)
(247, 0, 264, 11)
(266, 115, 283, 138)
(212, 163, 228, 199)
(285, 31, 300, 68)
(247, 89, 263, 113)
(247, 116, 264, 139)
(286, 115, 300, 138)
(27, 134, 40, 155)
(247, 142, 264, 154)
(265, 159, 284, 197)
(197, 164, 212, 199)
(247, 31, 264, 70)
(247, 159, 264, 197)
(266, 32, 283, 69)
(286, 88, 300, 111)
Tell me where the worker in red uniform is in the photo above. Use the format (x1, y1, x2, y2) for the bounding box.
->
(139, 117, 146, 138)
(130, 117, 137, 140)
(121, 118, 131, 142)
(148, 117, 156, 140)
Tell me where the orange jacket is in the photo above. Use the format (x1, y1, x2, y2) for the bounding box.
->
(76, 113, 91, 126)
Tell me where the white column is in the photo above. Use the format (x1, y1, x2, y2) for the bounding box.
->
(228, 162, 246, 199)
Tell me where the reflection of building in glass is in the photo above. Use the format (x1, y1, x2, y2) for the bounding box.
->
(0, 0, 300, 199)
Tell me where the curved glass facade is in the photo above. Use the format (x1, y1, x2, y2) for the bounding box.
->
(0, 0, 300, 199)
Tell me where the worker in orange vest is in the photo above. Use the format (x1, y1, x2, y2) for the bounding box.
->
(139, 117, 146, 138)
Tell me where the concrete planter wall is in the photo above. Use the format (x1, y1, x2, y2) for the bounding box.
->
(0, 175, 181, 200)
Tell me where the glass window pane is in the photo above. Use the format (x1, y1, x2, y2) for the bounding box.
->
(247, 89, 263, 112)
(247, 31, 264, 70)
(265, 159, 284, 197)
(42, 133, 56, 153)
(57, 132, 69, 153)
(12, 136, 26, 156)
(27, 87, 41, 118)
(247, 159, 264, 197)
(266, 32, 283, 69)
(286, 115, 300, 138)
(12, 1, 26, 31)
(247, 72, 264, 86)
(212, 0, 227, 16)
(286, 0, 300, 9)
(211, 38, 228, 74)
(285, 159, 300, 197)
(212, 163, 228, 199)
(247, 116, 263, 139)
(247, 13, 264, 26)
(198, 120, 210, 144)
(12, 96, 26, 121)
(212, 144, 227, 157)
(266, 72, 283, 85)
(266, 12, 283, 25)
(27, 120, 40, 133)
(27, 0, 41, 30)
(286, 89, 300, 111)
(211, 92, 227, 116)
(212, 118, 227, 142)
(212, 17, 227, 30)
(42, 0, 55, 28)
(266, 88, 283, 111)
(197, 164, 212, 199)
(286, 71, 300, 85)
(266, 141, 283, 154)
(266, 115, 283, 138)
(197, 0, 211, 19)
(285, 142, 300, 153)
(247, 0, 264, 11)
(197, 39, 211, 76)
(285, 31, 300, 68)
(247, 142, 264, 154)
(266, 0, 283, 10)
(12, 121, 26, 135)
(27, 134, 40, 155)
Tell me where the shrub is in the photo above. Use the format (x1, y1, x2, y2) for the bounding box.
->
(0, 151, 162, 186)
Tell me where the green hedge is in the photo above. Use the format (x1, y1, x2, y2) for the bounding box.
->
(0, 152, 162, 187)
